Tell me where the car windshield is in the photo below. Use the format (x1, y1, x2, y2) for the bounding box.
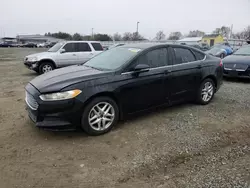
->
(48, 42, 65, 52)
(84, 47, 141, 71)
(234, 45, 250, 55)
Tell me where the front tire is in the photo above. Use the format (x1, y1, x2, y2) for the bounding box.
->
(220, 53, 225, 59)
(197, 78, 215, 105)
(38, 62, 54, 74)
(81, 97, 119, 136)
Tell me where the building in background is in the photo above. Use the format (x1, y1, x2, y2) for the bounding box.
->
(202, 34, 223, 47)
(16, 34, 61, 44)
(177, 37, 202, 45)
(0, 37, 17, 43)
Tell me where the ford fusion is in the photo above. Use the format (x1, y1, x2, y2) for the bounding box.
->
(25, 44, 223, 136)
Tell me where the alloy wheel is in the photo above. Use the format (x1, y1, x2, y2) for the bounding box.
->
(88, 102, 115, 131)
(42, 64, 53, 73)
(201, 82, 214, 102)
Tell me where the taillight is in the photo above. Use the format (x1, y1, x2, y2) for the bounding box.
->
(219, 59, 223, 67)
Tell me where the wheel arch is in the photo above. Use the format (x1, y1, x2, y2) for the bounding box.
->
(202, 75, 217, 91)
(38, 59, 56, 68)
(83, 92, 123, 120)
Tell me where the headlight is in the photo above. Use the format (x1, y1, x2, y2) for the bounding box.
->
(28, 57, 38, 62)
(39, 89, 82, 101)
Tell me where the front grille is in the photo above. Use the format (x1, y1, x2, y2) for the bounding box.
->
(25, 91, 38, 110)
(224, 63, 248, 71)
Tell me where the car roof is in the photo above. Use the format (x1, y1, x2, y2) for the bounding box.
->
(121, 43, 188, 49)
(65, 41, 101, 43)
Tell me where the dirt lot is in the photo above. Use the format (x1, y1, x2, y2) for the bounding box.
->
(0, 48, 250, 188)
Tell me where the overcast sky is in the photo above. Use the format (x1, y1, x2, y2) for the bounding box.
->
(1, 0, 250, 38)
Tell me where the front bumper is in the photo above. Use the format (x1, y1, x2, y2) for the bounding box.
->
(25, 83, 84, 131)
(24, 61, 38, 71)
(223, 69, 250, 79)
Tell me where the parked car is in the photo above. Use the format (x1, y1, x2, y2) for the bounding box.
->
(188, 44, 210, 51)
(223, 45, 250, 78)
(213, 44, 233, 56)
(25, 43, 223, 135)
(37, 43, 46, 48)
(108, 43, 125, 50)
(102, 45, 109, 51)
(206, 46, 228, 58)
(200, 42, 210, 51)
(45, 42, 57, 48)
(23, 42, 37, 48)
(24, 41, 103, 74)
(0, 42, 14, 47)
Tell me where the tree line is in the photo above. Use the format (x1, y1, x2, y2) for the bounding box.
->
(155, 25, 250, 41)
(45, 25, 250, 41)
(45, 32, 145, 41)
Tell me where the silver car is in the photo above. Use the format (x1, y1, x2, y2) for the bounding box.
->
(24, 41, 103, 74)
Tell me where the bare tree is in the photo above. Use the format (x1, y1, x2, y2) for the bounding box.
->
(168, 32, 182, 40)
(187, 30, 205, 37)
(113, 33, 122, 41)
(155, 31, 166, 40)
(122, 32, 133, 41)
(122, 32, 145, 41)
(213, 26, 231, 38)
(232, 26, 250, 40)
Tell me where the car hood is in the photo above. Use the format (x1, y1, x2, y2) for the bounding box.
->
(206, 49, 225, 56)
(30, 65, 109, 93)
(26, 52, 52, 58)
(223, 55, 250, 64)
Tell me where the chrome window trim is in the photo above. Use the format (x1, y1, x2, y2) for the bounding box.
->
(224, 68, 246, 72)
(121, 55, 206, 75)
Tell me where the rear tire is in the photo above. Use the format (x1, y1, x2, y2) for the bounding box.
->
(81, 97, 119, 136)
(38, 62, 54, 74)
(196, 78, 215, 105)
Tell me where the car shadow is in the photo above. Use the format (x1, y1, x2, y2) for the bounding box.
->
(115, 101, 194, 131)
(32, 102, 193, 140)
(224, 77, 250, 83)
(22, 72, 38, 77)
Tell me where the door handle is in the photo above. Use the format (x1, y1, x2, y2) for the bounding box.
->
(197, 65, 202, 69)
(72, 54, 76, 56)
(164, 69, 172, 74)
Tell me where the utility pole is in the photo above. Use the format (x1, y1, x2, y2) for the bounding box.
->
(136, 21, 140, 34)
(92, 28, 94, 40)
(230, 24, 233, 39)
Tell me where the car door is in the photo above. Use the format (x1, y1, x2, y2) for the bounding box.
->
(119, 47, 172, 114)
(56, 43, 78, 67)
(168, 46, 202, 102)
(75, 43, 95, 64)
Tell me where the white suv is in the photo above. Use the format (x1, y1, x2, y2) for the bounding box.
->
(24, 41, 103, 74)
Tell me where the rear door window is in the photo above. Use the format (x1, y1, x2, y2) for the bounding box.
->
(173, 47, 196, 64)
(76, 43, 91, 52)
(192, 50, 205, 60)
(91, 43, 103, 51)
(63, 43, 77, 52)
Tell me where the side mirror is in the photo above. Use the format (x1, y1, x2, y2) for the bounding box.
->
(59, 49, 66, 53)
(132, 64, 150, 75)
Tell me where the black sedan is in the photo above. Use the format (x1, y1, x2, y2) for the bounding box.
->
(23, 42, 37, 48)
(25, 44, 223, 135)
(223, 45, 250, 78)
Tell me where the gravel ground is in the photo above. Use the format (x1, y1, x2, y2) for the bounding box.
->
(0, 48, 250, 188)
